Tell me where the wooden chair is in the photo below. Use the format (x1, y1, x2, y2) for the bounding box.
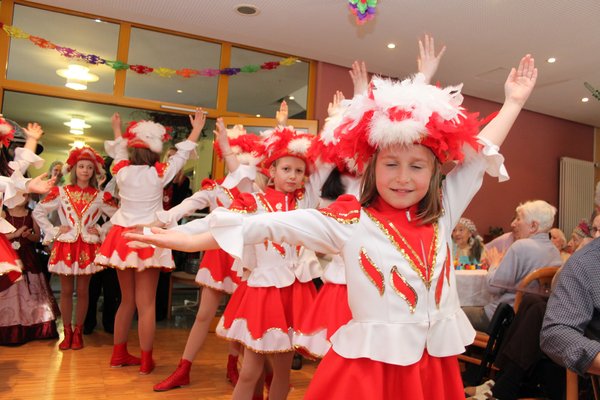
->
(167, 271, 201, 320)
(460, 266, 560, 384)
(513, 266, 560, 313)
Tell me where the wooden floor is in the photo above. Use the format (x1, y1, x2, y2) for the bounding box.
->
(0, 324, 318, 400)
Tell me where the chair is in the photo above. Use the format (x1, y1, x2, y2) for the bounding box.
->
(460, 302, 515, 386)
(167, 271, 201, 320)
(513, 266, 560, 313)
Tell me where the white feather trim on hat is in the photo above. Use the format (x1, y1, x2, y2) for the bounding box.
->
(130, 121, 167, 153)
(288, 137, 312, 156)
(236, 152, 263, 166)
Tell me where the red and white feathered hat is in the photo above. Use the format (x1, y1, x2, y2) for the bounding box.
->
(0, 116, 15, 148)
(63, 145, 105, 175)
(317, 74, 486, 175)
(123, 120, 171, 154)
(215, 124, 265, 166)
(260, 126, 314, 174)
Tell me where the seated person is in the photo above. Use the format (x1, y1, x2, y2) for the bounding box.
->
(463, 200, 562, 331)
(566, 219, 593, 253)
(549, 227, 570, 263)
(452, 217, 486, 269)
(541, 218, 600, 377)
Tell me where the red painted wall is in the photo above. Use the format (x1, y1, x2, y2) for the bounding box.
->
(314, 61, 594, 236)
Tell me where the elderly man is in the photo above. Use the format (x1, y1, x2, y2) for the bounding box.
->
(463, 200, 563, 331)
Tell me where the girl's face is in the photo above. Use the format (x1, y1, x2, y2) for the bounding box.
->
(374, 144, 434, 210)
(51, 164, 63, 179)
(270, 156, 306, 193)
(75, 160, 95, 185)
(452, 223, 471, 247)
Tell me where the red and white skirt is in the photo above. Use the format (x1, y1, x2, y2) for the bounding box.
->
(293, 282, 352, 359)
(95, 225, 174, 271)
(0, 234, 22, 292)
(216, 279, 316, 353)
(49, 238, 102, 275)
(305, 349, 465, 400)
(195, 249, 241, 294)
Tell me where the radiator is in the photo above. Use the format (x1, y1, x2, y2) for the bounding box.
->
(559, 157, 595, 237)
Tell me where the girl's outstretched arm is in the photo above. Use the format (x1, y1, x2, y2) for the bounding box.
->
(349, 60, 369, 96)
(215, 117, 241, 173)
(125, 228, 219, 253)
(22, 122, 43, 154)
(478, 54, 538, 147)
(111, 112, 122, 139)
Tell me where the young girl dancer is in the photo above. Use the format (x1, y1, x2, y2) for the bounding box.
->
(33, 145, 116, 350)
(127, 54, 537, 399)
(95, 109, 204, 374)
(0, 119, 54, 292)
(0, 192, 58, 344)
(152, 119, 263, 391)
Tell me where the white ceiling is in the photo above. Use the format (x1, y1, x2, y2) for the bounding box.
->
(30, 0, 600, 129)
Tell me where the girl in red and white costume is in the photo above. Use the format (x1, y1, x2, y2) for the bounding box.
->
(0, 118, 53, 292)
(95, 110, 204, 374)
(127, 54, 538, 399)
(33, 145, 116, 350)
(152, 119, 264, 392)
(295, 36, 447, 359)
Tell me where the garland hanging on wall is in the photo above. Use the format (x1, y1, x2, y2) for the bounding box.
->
(0, 22, 299, 78)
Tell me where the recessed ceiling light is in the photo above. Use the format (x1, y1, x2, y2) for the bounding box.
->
(547, 57, 556, 63)
(94, 18, 102, 23)
(235, 4, 260, 16)
(256, 114, 261, 117)
(176, 89, 183, 93)
(582, 97, 589, 102)
(289, 96, 295, 100)
(387, 43, 396, 49)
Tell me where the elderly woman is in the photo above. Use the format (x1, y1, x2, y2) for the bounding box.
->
(549, 227, 570, 262)
(567, 220, 592, 253)
(463, 200, 563, 331)
(451, 217, 485, 269)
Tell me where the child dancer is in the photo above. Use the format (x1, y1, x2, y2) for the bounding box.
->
(127, 54, 537, 399)
(33, 146, 116, 350)
(152, 119, 263, 391)
(0, 119, 54, 292)
(95, 110, 204, 374)
(0, 192, 58, 344)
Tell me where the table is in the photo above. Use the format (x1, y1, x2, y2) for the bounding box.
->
(455, 269, 492, 307)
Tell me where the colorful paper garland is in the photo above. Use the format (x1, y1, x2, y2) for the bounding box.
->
(0, 22, 299, 79)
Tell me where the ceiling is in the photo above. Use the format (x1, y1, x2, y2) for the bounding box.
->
(8, 0, 600, 157)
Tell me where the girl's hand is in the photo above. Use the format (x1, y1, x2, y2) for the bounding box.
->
(26, 173, 56, 194)
(188, 108, 206, 142)
(327, 90, 345, 118)
(417, 34, 447, 84)
(505, 54, 538, 107)
(111, 112, 122, 138)
(349, 61, 369, 96)
(276, 101, 288, 127)
(23, 122, 44, 141)
(58, 226, 71, 234)
(214, 118, 229, 149)
(87, 226, 100, 235)
(20, 227, 32, 238)
(125, 227, 179, 248)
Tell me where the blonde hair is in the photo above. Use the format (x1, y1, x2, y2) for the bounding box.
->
(359, 149, 443, 225)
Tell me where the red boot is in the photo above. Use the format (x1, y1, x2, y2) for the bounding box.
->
(110, 343, 141, 367)
(139, 350, 155, 375)
(226, 354, 239, 386)
(153, 358, 192, 391)
(71, 325, 84, 350)
(59, 325, 72, 350)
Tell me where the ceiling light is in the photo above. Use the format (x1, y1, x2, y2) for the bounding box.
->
(56, 64, 99, 90)
(176, 89, 183, 93)
(235, 4, 260, 16)
(71, 140, 86, 148)
(256, 114, 261, 117)
(387, 43, 396, 49)
(289, 96, 295, 100)
(547, 57, 556, 63)
(94, 18, 102, 23)
(582, 97, 589, 102)
(64, 116, 91, 135)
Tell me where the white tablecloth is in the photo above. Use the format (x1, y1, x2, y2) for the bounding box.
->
(455, 269, 492, 307)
